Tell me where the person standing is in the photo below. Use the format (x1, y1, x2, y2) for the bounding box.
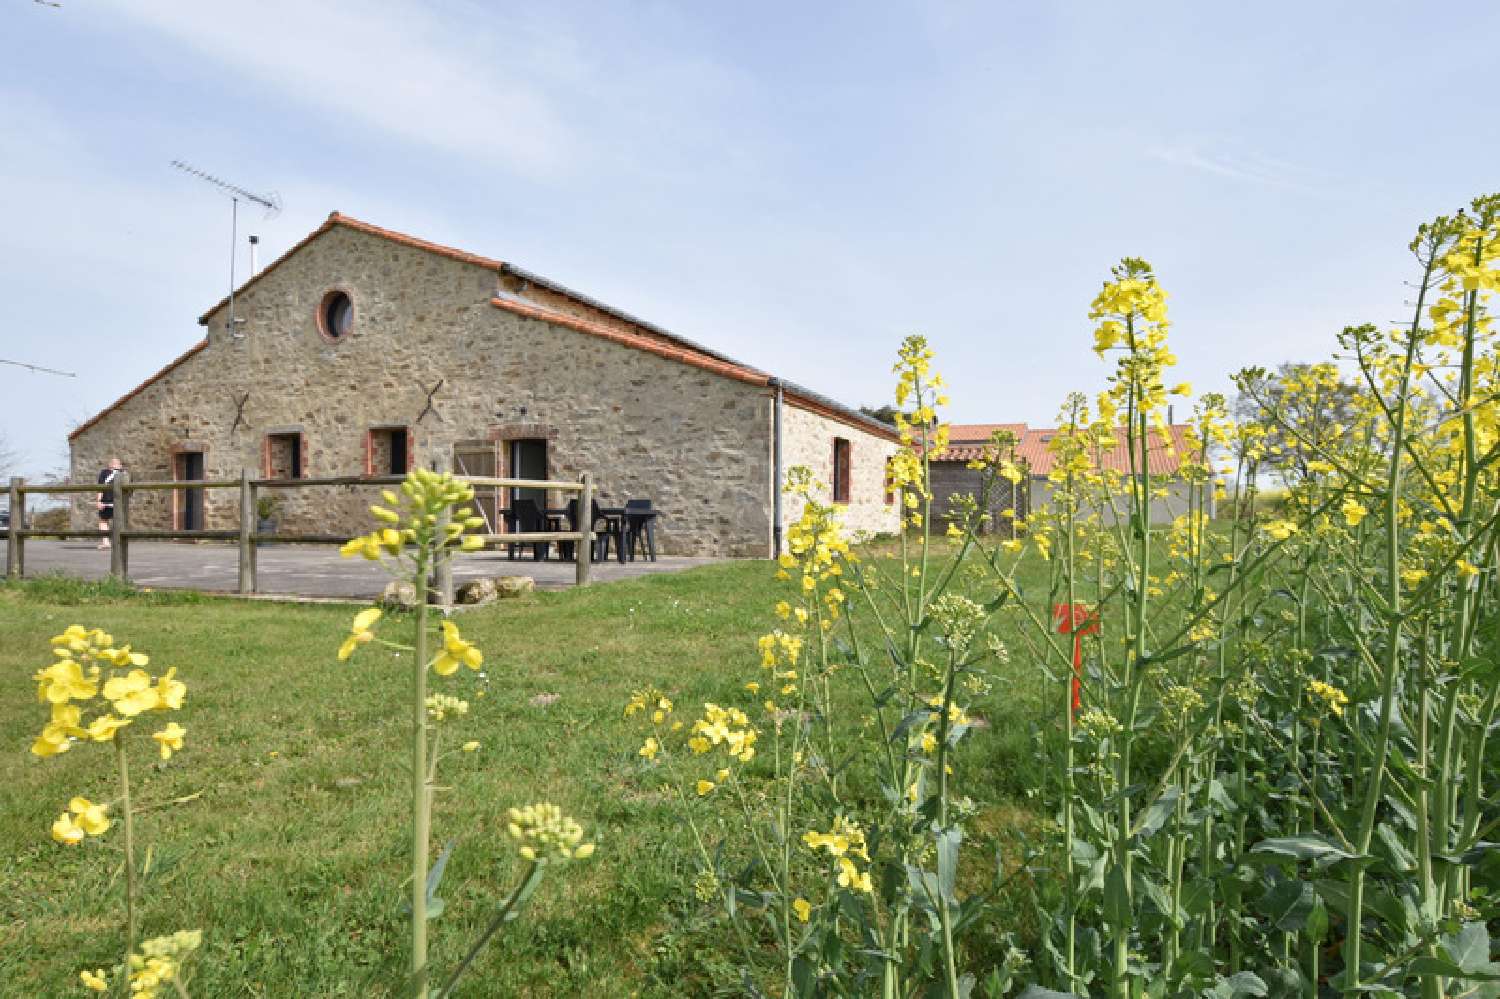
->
(97, 457, 122, 550)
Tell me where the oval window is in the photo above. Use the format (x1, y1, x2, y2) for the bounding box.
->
(319, 290, 354, 341)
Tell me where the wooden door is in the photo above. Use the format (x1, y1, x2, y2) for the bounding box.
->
(453, 444, 499, 534)
(174, 452, 204, 531)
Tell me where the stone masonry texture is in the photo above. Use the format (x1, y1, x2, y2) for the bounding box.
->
(70, 221, 900, 557)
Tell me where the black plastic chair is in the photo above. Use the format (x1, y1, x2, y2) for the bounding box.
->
(625, 499, 658, 562)
(557, 498, 579, 562)
(507, 498, 552, 562)
(591, 500, 627, 564)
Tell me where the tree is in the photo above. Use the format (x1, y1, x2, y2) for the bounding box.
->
(1232, 361, 1362, 479)
(858, 405, 902, 426)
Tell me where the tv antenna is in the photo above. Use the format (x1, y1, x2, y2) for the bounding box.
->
(171, 160, 281, 339)
(0, 358, 75, 377)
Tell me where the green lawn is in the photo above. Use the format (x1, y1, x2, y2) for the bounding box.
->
(0, 553, 1052, 996)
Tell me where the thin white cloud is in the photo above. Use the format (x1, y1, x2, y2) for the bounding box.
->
(1148, 141, 1326, 194)
(92, 0, 578, 178)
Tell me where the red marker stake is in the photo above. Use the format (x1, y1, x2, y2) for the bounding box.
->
(1053, 603, 1099, 713)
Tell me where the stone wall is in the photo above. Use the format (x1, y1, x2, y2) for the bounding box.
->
(778, 402, 901, 544)
(70, 224, 778, 557)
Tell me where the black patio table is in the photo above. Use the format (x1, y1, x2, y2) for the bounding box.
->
(625, 508, 660, 562)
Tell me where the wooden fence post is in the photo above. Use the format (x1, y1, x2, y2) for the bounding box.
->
(433, 458, 454, 607)
(238, 467, 256, 594)
(110, 470, 129, 580)
(576, 473, 594, 587)
(6, 477, 23, 580)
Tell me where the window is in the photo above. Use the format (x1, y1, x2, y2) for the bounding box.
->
(365, 427, 413, 476)
(318, 289, 354, 342)
(263, 432, 305, 479)
(832, 437, 852, 503)
(883, 457, 895, 506)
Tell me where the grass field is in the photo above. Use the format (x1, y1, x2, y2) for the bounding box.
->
(0, 553, 1053, 996)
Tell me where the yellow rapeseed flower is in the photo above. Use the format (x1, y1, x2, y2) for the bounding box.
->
(1341, 497, 1368, 527)
(338, 607, 382, 661)
(85, 714, 131, 742)
(696, 779, 715, 796)
(35, 659, 98, 705)
(433, 620, 483, 675)
(1307, 680, 1350, 718)
(1263, 520, 1299, 541)
(51, 812, 85, 845)
(69, 796, 111, 835)
(152, 722, 187, 760)
(792, 897, 812, 923)
(153, 667, 186, 711)
(79, 969, 108, 992)
(102, 669, 160, 716)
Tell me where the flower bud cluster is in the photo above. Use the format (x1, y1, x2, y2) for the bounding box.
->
(425, 693, 469, 722)
(506, 802, 596, 862)
(340, 468, 488, 563)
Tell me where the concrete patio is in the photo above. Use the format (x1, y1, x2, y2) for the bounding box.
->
(1, 540, 720, 601)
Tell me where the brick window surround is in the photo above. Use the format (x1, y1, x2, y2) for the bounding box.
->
(262, 431, 306, 479)
(316, 287, 355, 343)
(364, 426, 414, 476)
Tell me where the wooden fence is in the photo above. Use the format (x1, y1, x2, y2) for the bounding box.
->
(4, 468, 596, 601)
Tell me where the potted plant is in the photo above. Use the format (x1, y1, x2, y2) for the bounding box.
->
(255, 494, 283, 538)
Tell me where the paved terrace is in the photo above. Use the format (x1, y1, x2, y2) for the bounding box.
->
(2, 540, 720, 601)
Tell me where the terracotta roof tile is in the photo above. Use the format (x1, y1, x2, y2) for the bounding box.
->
(932, 422, 1195, 476)
(947, 423, 1028, 442)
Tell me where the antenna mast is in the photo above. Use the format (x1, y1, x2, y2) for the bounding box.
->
(170, 160, 281, 339)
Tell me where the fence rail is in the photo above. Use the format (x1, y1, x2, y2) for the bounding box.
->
(4, 466, 596, 600)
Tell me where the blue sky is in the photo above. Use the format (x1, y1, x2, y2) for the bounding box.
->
(2, 0, 1497, 478)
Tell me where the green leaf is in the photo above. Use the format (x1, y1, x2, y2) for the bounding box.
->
(1130, 786, 1181, 842)
(1375, 823, 1416, 873)
(426, 840, 456, 907)
(1258, 877, 1315, 932)
(1212, 971, 1268, 997)
(1250, 835, 1365, 866)
(1103, 863, 1131, 928)
(1017, 987, 1082, 999)
(936, 826, 962, 907)
(791, 955, 815, 998)
(425, 897, 445, 920)
(1442, 921, 1497, 975)
(1304, 897, 1329, 942)
(501, 862, 547, 924)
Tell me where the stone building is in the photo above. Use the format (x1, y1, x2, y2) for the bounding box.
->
(931, 422, 1203, 530)
(69, 213, 900, 557)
